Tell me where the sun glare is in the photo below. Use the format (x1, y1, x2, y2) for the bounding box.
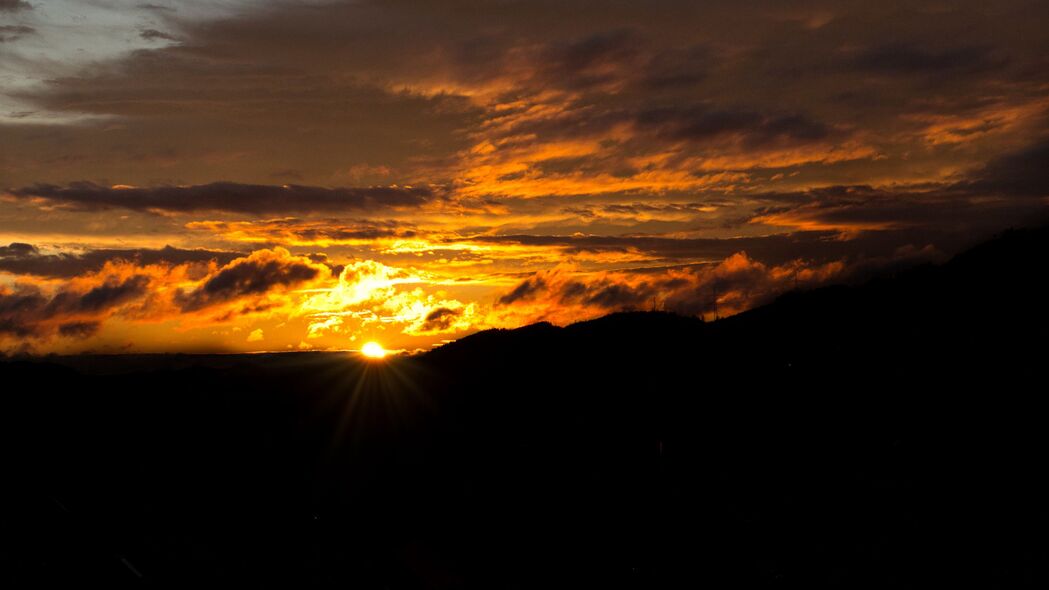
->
(361, 341, 387, 359)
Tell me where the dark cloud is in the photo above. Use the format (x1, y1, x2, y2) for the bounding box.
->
(0, 286, 46, 336)
(638, 45, 710, 89)
(139, 29, 178, 42)
(57, 321, 101, 338)
(501, 270, 671, 312)
(0, 244, 242, 278)
(0, 242, 36, 257)
(849, 44, 1007, 75)
(953, 137, 1049, 198)
(0, 276, 148, 339)
(634, 107, 832, 147)
(0, 25, 34, 42)
(10, 182, 443, 214)
(574, 280, 656, 309)
(538, 29, 643, 90)
(494, 241, 946, 322)
(419, 307, 461, 332)
(498, 275, 548, 305)
(494, 254, 771, 319)
(0, 0, 31, 12)
(176, 249, 326, 311)
(500, 102, 836, 155)
(45, 275, 150, 315)
(186, 218, 419, 246)
(471, 231, 869, 266)
(4, 35, 483, 187)
(746, 139, 1049, 232)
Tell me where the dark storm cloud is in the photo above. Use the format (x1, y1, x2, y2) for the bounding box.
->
(0, 243, 242, 278)
(0, 0, 31, 12)
(176, 249, 325, 311)
(10, 182, 442, 214)
(0, 25, 34, 42)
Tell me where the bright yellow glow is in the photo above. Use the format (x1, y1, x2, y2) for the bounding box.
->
(360, 341, 387, 359)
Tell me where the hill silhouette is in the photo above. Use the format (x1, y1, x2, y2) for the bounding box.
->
(2, 226, 1049, 587)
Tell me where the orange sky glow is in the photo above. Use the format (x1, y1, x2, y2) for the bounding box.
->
(1, 0, 1047, 354)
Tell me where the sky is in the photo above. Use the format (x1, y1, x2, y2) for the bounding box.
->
(1, 0, 1047, 354)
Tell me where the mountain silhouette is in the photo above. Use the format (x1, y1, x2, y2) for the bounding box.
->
(2, 226, 1048, 587)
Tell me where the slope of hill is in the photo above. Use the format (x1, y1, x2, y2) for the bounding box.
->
(2, 226, 1048, 587)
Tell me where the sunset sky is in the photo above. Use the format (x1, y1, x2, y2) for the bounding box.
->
(1, 0, 1047, 353)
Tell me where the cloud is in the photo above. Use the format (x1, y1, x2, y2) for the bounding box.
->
(418, 307, 462, 333)
(632, 106, 832, 148)
(498, 275, 549, 305)
(139, 29, 178, 42)
(849, 44, 1007, 75)
(246, 328, 263, 342)
(46, 274, 150, 315)
(176, 248, 329, 312)
(0, 243, 242, 278)
(298, 260, 478, 338)
(136, 3, 175, 12)
(953, 137, 1049, 198)
(0, 0, 31, 13)
(467, 230, 906, 267)
(186, 218, 418, 245)
(0, 25, 34, 42)
(493, 252, 853, 325)
(9, 182, 443, 215)
(746, 138, 1049, 234)
(57, 321, 101, 338)
(0, 286, 47, 337)
(0, 274, 150, 339)
(536, 29, 644, 90)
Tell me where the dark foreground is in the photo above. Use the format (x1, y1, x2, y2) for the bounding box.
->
(3, 227, 1048, 587)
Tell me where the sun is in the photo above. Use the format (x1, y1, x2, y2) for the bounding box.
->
(360, 341, 387, 359)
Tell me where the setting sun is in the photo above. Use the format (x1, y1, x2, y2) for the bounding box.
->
(360, 341, 387, 359)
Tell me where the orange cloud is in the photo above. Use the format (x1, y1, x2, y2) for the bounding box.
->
(489, 253, 848, 327)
